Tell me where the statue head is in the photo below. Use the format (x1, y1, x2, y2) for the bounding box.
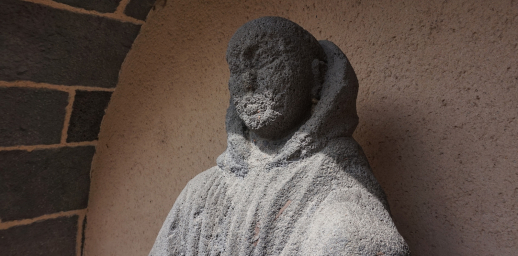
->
(226, 17, 327, 140)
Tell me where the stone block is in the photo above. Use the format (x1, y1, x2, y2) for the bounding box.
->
(53, 0, 121, 13)
(67, 90, 112, 142)
(0, 87, 68, 147)
(0, 146, 95, 221)
(80, 216, 87, 255)
(0, 0, 141, 88)
(0, 216, 78, 256)
(124, 0, 156, 20)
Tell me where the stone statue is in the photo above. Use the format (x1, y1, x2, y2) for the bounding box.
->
(150, 17, 410, 256)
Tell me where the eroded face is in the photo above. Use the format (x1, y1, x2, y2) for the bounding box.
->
(226, 35, 315, 140)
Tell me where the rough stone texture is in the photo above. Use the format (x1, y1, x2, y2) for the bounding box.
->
(124, 0, 156, 21)
(0, 87, 69, 147)
(84, 1, 518, 256)
(0, 215, 78, 256)
(53, 0, 122, 13)
(0, 146, 95, 221)
(0, 0, 141, 88)
(67, 90, 113, 142)
(81, 216, 87, 255)
(149, 17, 409, 256)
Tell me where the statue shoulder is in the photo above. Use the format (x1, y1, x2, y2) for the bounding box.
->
(166, 166, 225, 215)
(149, 166, 225, 256)
(301, 188, 410, 256)
(181, 166, 223, 194)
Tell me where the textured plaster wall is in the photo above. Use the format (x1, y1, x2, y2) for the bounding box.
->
(84, 0, 518, 255)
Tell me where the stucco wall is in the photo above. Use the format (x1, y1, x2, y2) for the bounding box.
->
(84, 0, 518, 255)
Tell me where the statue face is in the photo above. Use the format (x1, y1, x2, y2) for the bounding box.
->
(227, 35, 315, 140)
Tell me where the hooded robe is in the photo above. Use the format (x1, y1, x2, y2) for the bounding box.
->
(150, 41, 410, 256)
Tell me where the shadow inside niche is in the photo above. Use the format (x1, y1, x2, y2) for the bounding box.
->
(353, 104, 433, 254)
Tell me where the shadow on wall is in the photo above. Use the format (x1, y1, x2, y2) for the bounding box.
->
(358, 101, 446, 253)
(358, 84, 517, 255)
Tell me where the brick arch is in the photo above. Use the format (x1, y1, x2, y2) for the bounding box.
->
(0, 0, 155, 255)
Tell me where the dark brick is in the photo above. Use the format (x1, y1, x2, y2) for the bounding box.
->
(0, 216, 78, 256)
(80, 216, 87, 256)
(124, 0, 156, 20)
(0, 0, 141, 88)
(0, 87, 68, 147)
(53, 0, 121, 13)
(0, 146, 95, 221)
(67, 91, 112, 142)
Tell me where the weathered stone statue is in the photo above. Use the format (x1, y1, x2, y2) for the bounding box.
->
(150, 17, 410, 256)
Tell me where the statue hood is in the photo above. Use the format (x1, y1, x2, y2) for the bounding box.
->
(217, 41, 359, 177)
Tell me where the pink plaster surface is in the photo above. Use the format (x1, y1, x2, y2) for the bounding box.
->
(84, 0, 518, 255)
